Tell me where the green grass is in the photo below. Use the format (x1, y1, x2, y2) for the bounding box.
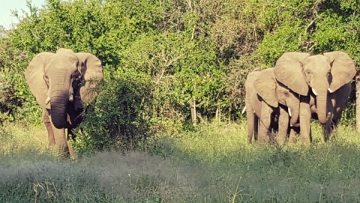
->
(1, 121, 360, 202)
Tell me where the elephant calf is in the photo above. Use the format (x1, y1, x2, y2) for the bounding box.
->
(25, 48, 104, 158)
(245, 68, 300, 144)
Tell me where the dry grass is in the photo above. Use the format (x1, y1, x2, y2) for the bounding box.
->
(1, 121, 360, 202)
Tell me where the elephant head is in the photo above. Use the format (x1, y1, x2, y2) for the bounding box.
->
(25, 48, 103, 129)
(274, 51, 356, 124)
(253, 68, 300, 126)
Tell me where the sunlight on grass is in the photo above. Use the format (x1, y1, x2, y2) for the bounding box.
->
(0, 122, 59, 159)
(1, 121, 360, 202)
(174, 122, 251, 163)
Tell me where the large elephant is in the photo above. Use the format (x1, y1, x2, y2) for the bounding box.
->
(25, 48, 103, 157)
(245, 68, 300, 144)
(274, 51, 356, 142)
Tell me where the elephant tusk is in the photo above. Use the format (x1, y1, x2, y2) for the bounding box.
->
(241, 106, 246, 114)
(45, 97, 50, 105)
(288, 108, 292, 117)
(312, 88, 318, 96)
(328, 88, 334, 93)
(69, 95, 74, 102)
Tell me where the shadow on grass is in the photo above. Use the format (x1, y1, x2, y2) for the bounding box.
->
(1, 122, 360, 202)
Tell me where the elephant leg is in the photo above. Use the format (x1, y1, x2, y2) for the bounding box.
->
(246, 112, 255, 144)
(258, 102, 271, 143)
(288, 126, 300, 143)
(330, 83, 351, 129)
(322, 121, 332, 142)
(67, 127, 77, 140)
(42, 108, 55, 146)
(66, 128, 77, 159)
(258, 119, 270, 143)
(49, 119, 70, 158)
(68, 144, 76, 159)
(246, 101, 255, 143)
(299, 96, 311, 144)
(322, 97, 335, 141)
(322, 124, 330, 142)
(277, 106, 289, 145)
(65, 103, 83, 158)
(254, 114, 259, 141)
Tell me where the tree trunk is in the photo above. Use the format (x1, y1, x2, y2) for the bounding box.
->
(215, 106, 221, 124)
(190, 99, 197, 125)
(356, 74, 360, 133)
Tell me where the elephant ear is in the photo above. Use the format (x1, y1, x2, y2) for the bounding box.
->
(25, 52, 54, 109)
(253, 68, 278, 108)
(75, 53, 104, 105)
(274, 52, 310, 96)
(323, 51, 356, 92)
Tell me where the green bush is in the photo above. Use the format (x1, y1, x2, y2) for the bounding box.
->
(74, 68, 154, 153)
(0, 39, 41, 124)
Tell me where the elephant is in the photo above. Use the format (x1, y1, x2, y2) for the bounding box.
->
(274, 51, 356, 142)
(25, 48, 104, 158)
(245, 68, 300, 144)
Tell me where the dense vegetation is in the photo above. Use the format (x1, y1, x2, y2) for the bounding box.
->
(0, 0, 360, 150)
(1, 1, 360, 202)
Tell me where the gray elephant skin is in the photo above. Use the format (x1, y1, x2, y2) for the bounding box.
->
(25, 48, 104, 157)
(245, 68, 300, 144)
(274, 51, 356, 143)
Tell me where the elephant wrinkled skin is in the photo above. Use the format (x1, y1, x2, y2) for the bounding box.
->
(245, 68, 300, 144)
(274, 51, 356, 142)
(25, 48, 103, 158)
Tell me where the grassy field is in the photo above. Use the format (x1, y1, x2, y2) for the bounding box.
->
(1, 121, 360, 202)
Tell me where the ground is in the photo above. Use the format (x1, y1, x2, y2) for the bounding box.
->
(1, 121, 360, 202)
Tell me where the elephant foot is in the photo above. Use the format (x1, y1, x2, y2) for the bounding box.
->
(54, 144, 70, 159)
(300, 136, 311, 145)
(48, 135, 56, 146)
(68, 144, 77, 159)
(257, 137, 269, 144)
(275, 136, 287, 146)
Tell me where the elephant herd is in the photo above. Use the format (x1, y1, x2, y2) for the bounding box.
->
(24, 48, 356, 158)
(245, 51, 356, 145)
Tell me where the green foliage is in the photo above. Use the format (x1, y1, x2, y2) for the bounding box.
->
(74, 68, 153, 152)
(0, 38, 41, 124)
(0, 0, 359, 151)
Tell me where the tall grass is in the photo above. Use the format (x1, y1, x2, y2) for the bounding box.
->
(1, 121, 360, 202)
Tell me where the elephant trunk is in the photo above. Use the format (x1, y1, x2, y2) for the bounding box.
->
(316, 92, 328, 124)
(289, 104, 299, 126)
(50, 90, 68, 129)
